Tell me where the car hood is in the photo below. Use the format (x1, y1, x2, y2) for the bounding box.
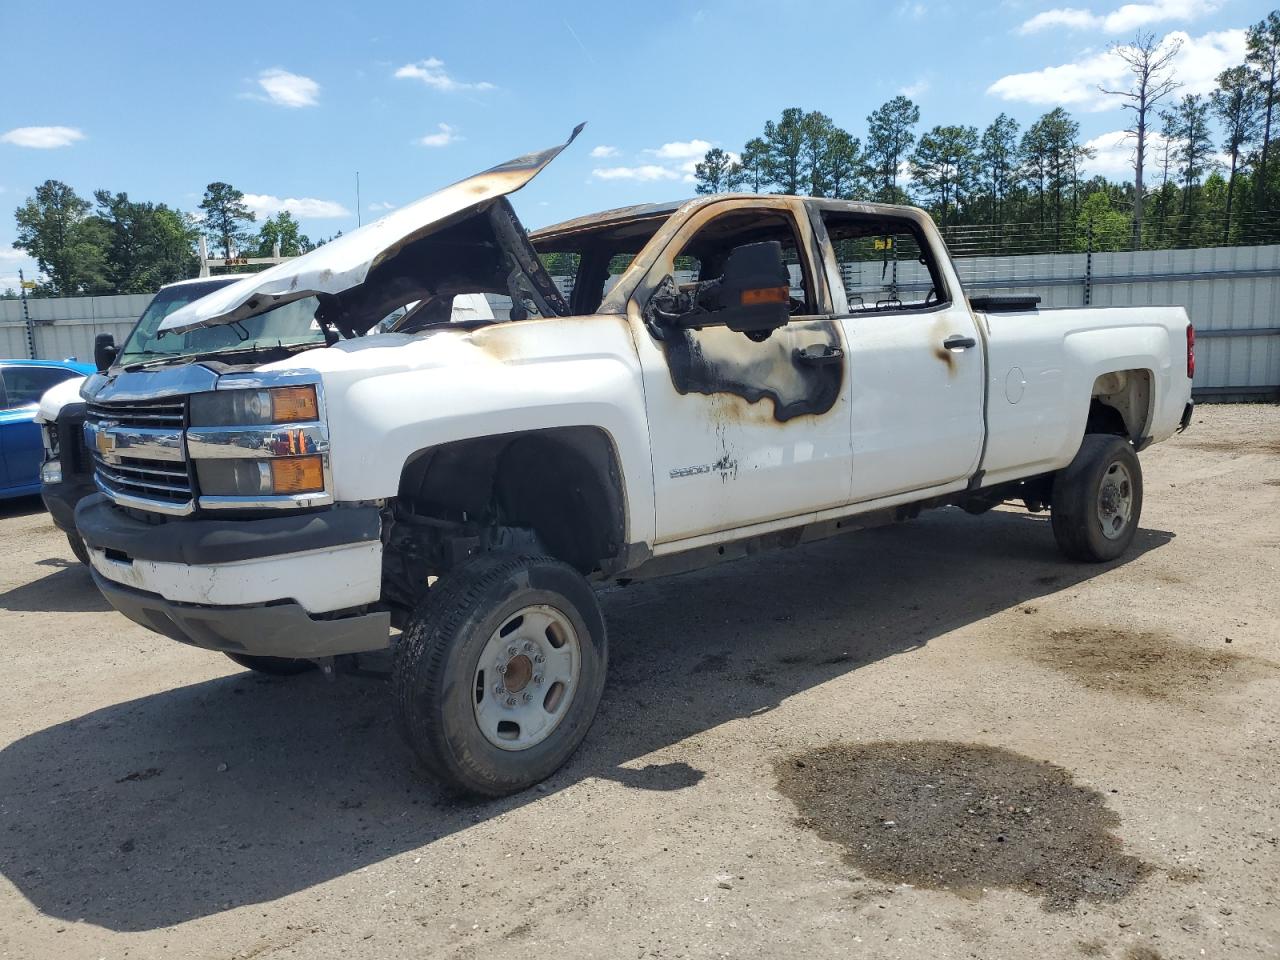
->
(158, 124, 584, 335)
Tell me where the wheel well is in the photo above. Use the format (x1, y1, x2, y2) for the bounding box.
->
(1088, 369, 1152, 441)
(396, 427, 626, 575)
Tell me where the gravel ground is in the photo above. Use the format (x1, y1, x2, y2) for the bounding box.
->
(0, 403, 1276, 960)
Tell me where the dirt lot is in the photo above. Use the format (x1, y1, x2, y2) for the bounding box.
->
(0, 404, 1277, 960)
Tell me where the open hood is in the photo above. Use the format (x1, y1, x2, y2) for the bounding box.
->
(159, 123, 584, 335)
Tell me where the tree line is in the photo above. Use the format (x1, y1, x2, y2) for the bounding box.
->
(5, 180, 320, 298)
(10, 10, 1280, 297)
(694, 11, 1280, 254)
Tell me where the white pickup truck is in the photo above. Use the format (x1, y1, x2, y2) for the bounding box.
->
(76, 127, 1195, 796)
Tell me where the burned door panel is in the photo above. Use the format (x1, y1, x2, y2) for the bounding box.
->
(628, 198, 854, 544)
(658, 318, 844, 422)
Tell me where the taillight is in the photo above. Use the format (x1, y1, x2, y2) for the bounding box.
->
(1186, 323, 1195, 379)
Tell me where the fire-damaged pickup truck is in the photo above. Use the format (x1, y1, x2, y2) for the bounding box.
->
(76, 126, 1195, 796)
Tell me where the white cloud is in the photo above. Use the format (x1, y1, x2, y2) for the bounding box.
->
(0, 249, 40, 290)
(593, 138, 725, 183)
(417, 123, 460, 148)
(898, 1, 927, 19)
(589, 145, 619, 158)
(646, 139, 713, 161)
(591, 165, 683, 182)
(368, 201, 396, 211)
(899, 78, 930, 98)
(255, 68, 320, 108)
(1020, 7, 1099, 32)
(242, 194, 350, 219)
(1082, 130, 1146, 177)
(987, 28, 1244, 110)
(394, 58, 494, 92)
(1019, 0, 1221, 35)
(0, 126, 85, 149)
(1081, 128, 1228, 179)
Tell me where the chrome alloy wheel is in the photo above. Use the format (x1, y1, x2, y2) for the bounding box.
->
(473, 604, 581, 751)
(1096, 460, 1134, 541)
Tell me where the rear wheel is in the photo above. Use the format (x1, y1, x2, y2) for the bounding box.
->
(224, 653, 315, 676)
(392, 553, 607, 797)
(1051, 434, 1143, 562)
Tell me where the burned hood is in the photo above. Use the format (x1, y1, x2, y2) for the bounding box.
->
(159, 123, 584, 334)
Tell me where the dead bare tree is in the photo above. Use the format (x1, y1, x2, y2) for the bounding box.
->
(1100, 31, 1183, 249)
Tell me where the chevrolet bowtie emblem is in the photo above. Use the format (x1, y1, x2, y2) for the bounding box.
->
(96, 428, 116, 456)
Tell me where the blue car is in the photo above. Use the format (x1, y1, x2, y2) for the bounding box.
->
(0, 359, 95, 499)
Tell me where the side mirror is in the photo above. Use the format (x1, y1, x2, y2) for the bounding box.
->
(647, 241, 792, 341)
(715, 241, 792, 338)
(94, 333, 117, 372)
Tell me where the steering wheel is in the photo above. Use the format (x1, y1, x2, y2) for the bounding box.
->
(924, 287, 938, 307)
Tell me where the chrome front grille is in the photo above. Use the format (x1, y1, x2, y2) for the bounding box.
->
(94, 456, 192, 503)
(86, 399, 184, 428)
(86, 397, 195, 514)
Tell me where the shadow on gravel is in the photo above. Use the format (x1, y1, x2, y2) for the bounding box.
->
(0, 494, 45, 519)
(0, 562, 106, 614)
(0, 508, 1172, 931)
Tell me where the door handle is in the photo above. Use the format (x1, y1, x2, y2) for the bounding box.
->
(795, 344, 844, 366)
(942, 334, 977, 350)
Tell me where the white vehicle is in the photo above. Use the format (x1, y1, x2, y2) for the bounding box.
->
(76, 128, 1195, 796)
(36, 276, 250, 563)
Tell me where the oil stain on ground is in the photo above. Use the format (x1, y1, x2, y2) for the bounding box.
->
(1029, 628, 1276, 701)
(775, 741, 1149, 911)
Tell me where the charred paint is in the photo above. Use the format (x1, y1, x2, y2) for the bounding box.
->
(932, 314, 958, 376)
(659, 318, 844, 423)
(466, 327, 519, 363)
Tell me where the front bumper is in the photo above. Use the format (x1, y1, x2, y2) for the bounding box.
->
(77, 494, 390, 658)
(91, 572, 390, 658)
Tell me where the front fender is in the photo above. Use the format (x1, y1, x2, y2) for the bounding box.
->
(300, 316, 656, 547)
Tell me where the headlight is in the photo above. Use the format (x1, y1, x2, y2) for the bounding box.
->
(196, 455, 326, 497)
(189, 385, 319, 427)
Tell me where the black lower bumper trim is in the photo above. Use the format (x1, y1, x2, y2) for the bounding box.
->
(1178, 400, 1195, 433)
(92, 571, 391, 658)
(41, 477, 96, 534)
(75, 493, 381, 565)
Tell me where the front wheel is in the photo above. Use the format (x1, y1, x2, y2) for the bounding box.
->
(1050, 434, 1143, 562)
(66, 531, 90, 566)
(392, 553, 607, 797)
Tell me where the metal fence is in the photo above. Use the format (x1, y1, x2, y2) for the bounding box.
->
(4, 245, 1279, 399)
(0, 293, 149, 364)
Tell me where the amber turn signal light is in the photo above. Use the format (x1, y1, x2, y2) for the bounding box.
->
(740, 285, 790, 306)
(269, 455, 325, 494)
(270, 385, 319, 423)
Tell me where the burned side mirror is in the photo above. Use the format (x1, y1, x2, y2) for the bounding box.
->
(714, 240, 791, 338)
(645, 241, 792, 342)
(94, 333, 117, 372)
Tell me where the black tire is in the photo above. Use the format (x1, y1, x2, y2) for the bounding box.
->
(224, 653, 315, 676)
(66, 531, 90, 566)
(392, 553, 607, 797)
(1051, 434, 1143, 562)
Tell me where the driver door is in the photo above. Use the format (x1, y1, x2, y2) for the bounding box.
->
(626, 199, 853, 544)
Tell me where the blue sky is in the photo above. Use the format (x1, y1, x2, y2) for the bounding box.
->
(0, 0, 1270, 288)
